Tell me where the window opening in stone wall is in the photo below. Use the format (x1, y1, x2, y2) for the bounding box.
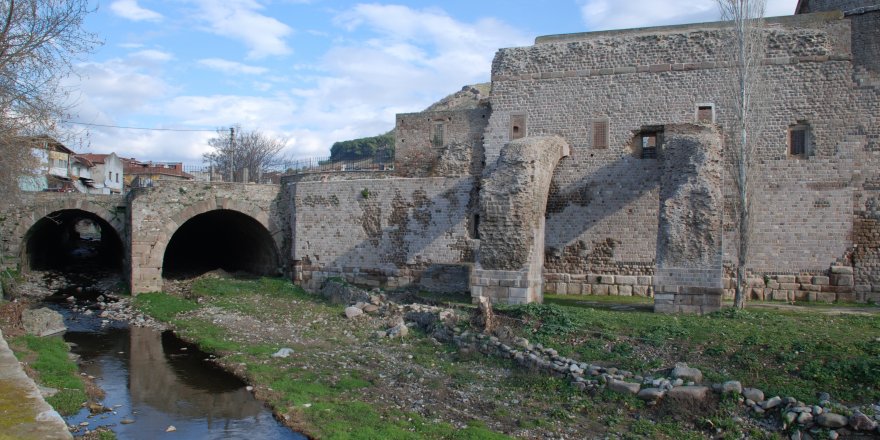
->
(592, 119, 609, 149)
(696, 104, 714, 123)
(432, 122, 444, 147)
(472, 214, 480, 239)
(789, 122, 811, 157)
(510, 114, 526, 140)
(632, 126, 663, 159)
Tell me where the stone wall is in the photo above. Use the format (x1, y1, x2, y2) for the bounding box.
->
(483, 11, 876, 300)
(290, 177, 477, 290)
(395, 107, 490, 178)
(0, 193, 126, 271)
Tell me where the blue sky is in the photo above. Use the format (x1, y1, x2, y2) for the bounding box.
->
(67, 0, 798, 163)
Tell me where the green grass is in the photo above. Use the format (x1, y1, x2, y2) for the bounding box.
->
(10, 335, 87, 415)
(132, 292, 198, 322)
(498, 300, 880, 403)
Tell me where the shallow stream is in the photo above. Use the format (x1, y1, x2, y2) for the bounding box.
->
(44, 289, 305, 439)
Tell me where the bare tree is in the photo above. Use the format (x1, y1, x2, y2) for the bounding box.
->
(204, 125, 288, 183)
(717, 0, 768, 309)
(0, 0, 99, 204)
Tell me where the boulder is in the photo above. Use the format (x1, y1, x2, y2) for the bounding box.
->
(608, 379, 640, 395)
(637, 388, 666, 401)
(666, 386, 710, 403)
(344, 306, 364, 319)
(849, 412, 877, 431)
(320, 280, 369, 305)
(22, 308, 66, 336)
(817, 413, 848, 428)
(386, 323, 409, 338)
(719, 380, 742, 394)
(742, 387, 764, 402)
(671, 362, 703, 383)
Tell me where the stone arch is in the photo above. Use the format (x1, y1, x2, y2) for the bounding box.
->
(8, 197, 125, 272)
(471, 135, 570, 304)
(130, 195, 282, 293)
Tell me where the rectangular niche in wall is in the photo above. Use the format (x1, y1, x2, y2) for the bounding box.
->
(592, 119, 609, 149)
(510, 113, 526, 140)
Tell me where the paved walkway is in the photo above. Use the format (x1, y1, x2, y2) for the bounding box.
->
(0, 328, 71, 440)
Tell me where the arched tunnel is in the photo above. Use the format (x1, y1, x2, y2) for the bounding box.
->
(23, 210, 124, 272)
(162, 209, 280, 279)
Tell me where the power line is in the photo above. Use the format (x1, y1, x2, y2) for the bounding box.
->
(61, 120, 219, 132)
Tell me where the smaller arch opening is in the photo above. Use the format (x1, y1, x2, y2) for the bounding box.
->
(22, 210, 124, 272)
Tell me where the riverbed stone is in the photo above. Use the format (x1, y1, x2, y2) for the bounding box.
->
(22, 308, 66, 337)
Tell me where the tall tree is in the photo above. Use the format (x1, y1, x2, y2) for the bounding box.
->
(0, 0, 99, 204)
(204, 125, 288, 183)
(717, 0, 768, 309)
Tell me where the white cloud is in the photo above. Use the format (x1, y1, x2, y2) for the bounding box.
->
(198, 58, 268, 75)
(192, 0, 293, 59)
(129, 49, 174, 63)
(110, 0, 163, 22)
(579, 0, 799, 31)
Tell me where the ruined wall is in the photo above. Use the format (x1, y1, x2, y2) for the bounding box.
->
(486, 12, 869, 298)
(395, 107, 490, 177)
(291, 177, 476, 291)
(653, 124, 724, 314)
(473, 136, 569, 304)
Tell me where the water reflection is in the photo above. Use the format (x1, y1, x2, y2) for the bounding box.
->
(57, 305, 303, 439)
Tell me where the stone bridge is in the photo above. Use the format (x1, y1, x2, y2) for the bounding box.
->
(0, 181, 286, 294)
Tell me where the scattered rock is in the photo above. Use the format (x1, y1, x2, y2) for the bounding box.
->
(608, 379, 640, 395)
(386, 323, 409, 338)
(344, 306, 364, 319)
(671, 363, 703, 384)
(22, 307, 66, 336)
(667, 386, 710, 403)
(320, 280, 369, 305)
(849, 412, 878, 431)
(637, 387, 665, 401)
(721, 380, 742, 394)
(120, 419, 135, 424)
(166, 425, 177, 432)
(363, 304, 379, 314)
(271, 348, 294, 358)
(742, 388, 764, 403)
(817, 413, 848, 428)
(762, 396, 782, 410)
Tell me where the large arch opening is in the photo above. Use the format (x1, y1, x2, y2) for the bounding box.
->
(22, 209, 124, 272)
(162, 209, 279, 279)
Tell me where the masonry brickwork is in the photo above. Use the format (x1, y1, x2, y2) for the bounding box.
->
(127, 181, 285, 293)
(289, 177, 477, 292)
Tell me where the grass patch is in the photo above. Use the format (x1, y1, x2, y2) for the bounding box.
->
(499, 299, 880, 403)
(10, 335, 86, 415)
(133, 292, 197, 322)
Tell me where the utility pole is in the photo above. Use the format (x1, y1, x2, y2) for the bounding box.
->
(229, 126, 235, 182)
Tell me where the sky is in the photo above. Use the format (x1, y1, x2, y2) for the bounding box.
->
(66, 0, 799, 163)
